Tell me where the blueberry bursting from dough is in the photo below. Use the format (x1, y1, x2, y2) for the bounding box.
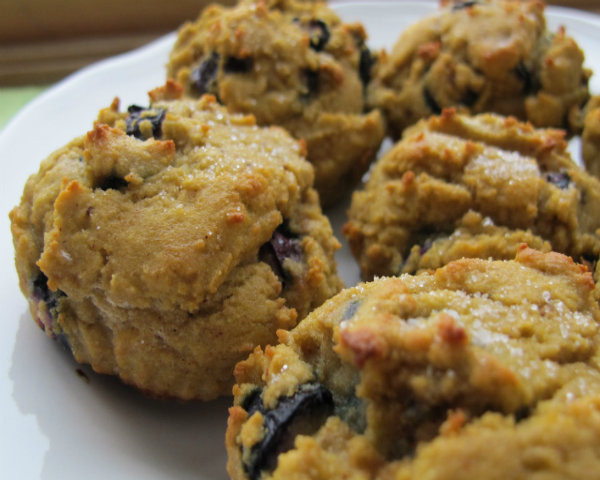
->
(258, 224, 303, 288)
(125, 105, 165, 139)
(189, 52, 220, 96)
(240, 384, 334, 480)
(31, 273, 66, 340)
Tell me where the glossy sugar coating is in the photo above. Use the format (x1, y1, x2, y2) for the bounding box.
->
(167, 0, 385, 206)
(9, 81, 343, 401)
(226, 247, 600, 479)
(344, 109, 600, 280)
(368, 0, 591, 139)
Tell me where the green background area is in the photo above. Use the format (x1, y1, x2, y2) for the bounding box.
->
(0, 86, 47, 131)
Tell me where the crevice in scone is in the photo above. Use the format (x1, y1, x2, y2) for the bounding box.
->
(95, 174, 129, 192)
(400, 211, 553, 274)
(258, 222, 303, 288)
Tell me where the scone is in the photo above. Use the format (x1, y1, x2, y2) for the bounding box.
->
(581, 96, 600, 178)
(167, 0, 385, 206)
(226, 247, 600, 480)
(368, 0, 591, 139)
(343, 109, 600, 280)
(9, 81, 343, 401)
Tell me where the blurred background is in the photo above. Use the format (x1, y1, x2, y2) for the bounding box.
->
(0, 0, 598, 127)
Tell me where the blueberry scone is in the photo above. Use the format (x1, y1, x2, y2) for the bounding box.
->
(581, 96, 600, 179)
(167, 0, 385, 206)
(9, 81, 343, 401)
(226, 247, 600, 480)
(343, 109, 600, 280)
(368, 0, 591, 139)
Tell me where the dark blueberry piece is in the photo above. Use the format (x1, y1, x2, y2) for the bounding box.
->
(33, 273, 62, 313)
(301, 69, 320, 102)
(97, 175, 128, 191)
(32, 273, 66, 336)
(292, 18, 330, 52)
(423, 87, 442, 114)
(307, 19, 330, 52)
(514, 62, 535, 95)
(451, 1, 481, 10)
(461, 88, 479, 107)
(243, 383, 334, 480)
(270, 227, 303, 264)
(359, 45, 375, 88)
(224, 56, 253, 73)
(125, 105, 166, 139)
(544, 171, 571, 190)
(241, 388, 263, 414)
(190, 52, 220, 96)
(259, 224, 303, 286)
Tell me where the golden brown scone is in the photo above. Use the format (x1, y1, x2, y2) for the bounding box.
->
(581, 95, 600, 179)
(167, 0, 385, 206)
(368, 0, 591, 139)
(9, 81, 343, 401)
(226, 247, 600, 480)
(344, 110, 600, 280)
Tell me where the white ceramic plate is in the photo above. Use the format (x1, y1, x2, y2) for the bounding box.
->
(2, 2, 600, 479)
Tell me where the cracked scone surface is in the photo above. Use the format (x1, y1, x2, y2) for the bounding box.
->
(9, 83, 343, 401)
(226, 247, 600, 480)
(343, 110, 600, 280)
(368, 0, 590, 139)
(167, 0, 385, 206)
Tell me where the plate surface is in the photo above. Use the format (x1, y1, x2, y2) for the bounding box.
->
(1, 2, 599, 479)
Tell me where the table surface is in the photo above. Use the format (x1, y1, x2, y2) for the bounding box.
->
(1, 0, 599, 132)
(549, 0, 600, 12)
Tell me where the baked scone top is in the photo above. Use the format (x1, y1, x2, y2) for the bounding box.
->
(344, 109, 600, 279)
(10, 81, 346, 399)
(14, 85, 319, 314)
(166, 0, 385, 206)
(368, 0, 590, 138)
(168, 0, 369, 120)
(227, 247, 600, 479)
